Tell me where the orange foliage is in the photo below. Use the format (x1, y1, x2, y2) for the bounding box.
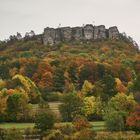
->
(72, 116, 90, 131)
(115, 78, 127, 93)
(6, 89, 15, 95)
(126, 105, 140, 131)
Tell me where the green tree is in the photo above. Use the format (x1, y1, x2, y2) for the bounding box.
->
(0, 64, 10, 79)
(104, 108, 125, 131)
(53, 68, 65, 92)
(133, 74, 140, 91)
(6, 92, 29, 122)
(59, 92, 83, 121)
(102, 74, 117, 101)
(79, 66, 91, 89)
(68, 64, 78, 85)
(97, 64, 105, 79)
(35, 111, 55, 139)
(25, 63, 38, 78)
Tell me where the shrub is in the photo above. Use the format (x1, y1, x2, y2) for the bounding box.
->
(44, 130, 65, 140)
(72, 115, 91, 131)
(95, 131, 140, 140)
(126, 105, 140, 132)
(54, 123, 75, 135)
(4, 129, 23, 140)
(72, 129, 96, 140)
(35, 111, 55, 132)
(103, 108, 125, 131)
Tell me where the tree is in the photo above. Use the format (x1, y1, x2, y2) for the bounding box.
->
(96, 64, 105, 79)
(0, 64, 10, 79)
(0, 93, 7, 114)
(79, 65, 91, 89)
(108, 93, 136, 117)
(82, 96, 103, 120)
(81, 80, 94, 96)
(115, 78, 127, 93)
(126, 105, 140, 132)
(59, 92, 83, 121)
(68, 63, 78, 85)
(132, 74, 140, 103)
(12, 74, 41, 103)
(72, 115, 90, 131)
(53, 68, 65, 92)
(35, 111, 55, 139)
(103, 93, 137, 131)
(104, 108, 125, 131)
(25, 63, 38, 78)
(102, 74, 117, 101)
(6, 92, 29, 121)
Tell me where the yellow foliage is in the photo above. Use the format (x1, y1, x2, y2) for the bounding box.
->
(82, 80, 94, 95)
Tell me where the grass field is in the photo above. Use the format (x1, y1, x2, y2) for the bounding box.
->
(0, 121, 106, 131)
(91, 121, 106, 131)
(0, 123, 35, 129)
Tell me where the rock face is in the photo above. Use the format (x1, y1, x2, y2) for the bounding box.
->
(83, 24, 94, 40)
(61, 27, 72, 41)
(72, 27, 83, 40)
(43, 24, 120, 45)
(94, 25, 107, 39)
(43, 28, 56, 45)
(108, 26, 120, 39)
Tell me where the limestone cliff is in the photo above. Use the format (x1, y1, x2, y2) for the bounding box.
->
(43, 24, 120, 45)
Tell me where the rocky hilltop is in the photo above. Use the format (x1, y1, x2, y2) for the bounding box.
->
(43, 24, 120, 45)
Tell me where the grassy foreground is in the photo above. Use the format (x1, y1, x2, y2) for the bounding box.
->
(0, 123, 35, 129)
(0, 121, 106, 131)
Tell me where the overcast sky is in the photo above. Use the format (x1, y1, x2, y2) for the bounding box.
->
(0, 0, 139, 45)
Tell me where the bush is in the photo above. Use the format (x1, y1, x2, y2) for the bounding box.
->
(54, 123, 75, 135)
(4, 129, 23, 140)
(126, 105, 140, 132)
(44, 130, 65, 140)
(95, 131, 140, 140)
(72, 129, 96, 140)
(0, 129, 5, 140)
(103, 108, 125, 131)
(35, 111, 55, 132)
(72, 115, 91, 131)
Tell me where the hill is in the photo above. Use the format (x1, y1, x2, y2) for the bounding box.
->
(0, 36, 139, 92)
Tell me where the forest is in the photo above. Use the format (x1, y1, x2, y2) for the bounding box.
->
(0, 34, 140, 140)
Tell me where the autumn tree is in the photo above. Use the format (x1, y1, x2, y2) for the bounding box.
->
(72, 115, 90, 131)
(126, 105, 140, 132)
(12, 74, 41, 103)
(103, 93, 137, 131)
(82, 96, 103, 120)
(115, 78, 127, 93)
(81, 80, 94, 96)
